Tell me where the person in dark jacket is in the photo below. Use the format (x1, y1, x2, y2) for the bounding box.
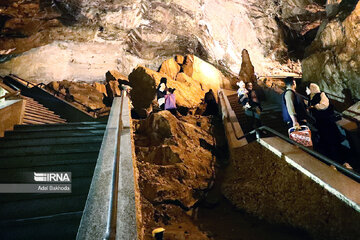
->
(157, 77, 168, 110)
(246, 82, 262, 114)
(281, 77, 308, 128)
(307, 83, 352, 169)
(203, 89, 218, 116)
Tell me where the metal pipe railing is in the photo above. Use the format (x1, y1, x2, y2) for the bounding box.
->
(218, 89, 360, 183)
(104, 90, 125, 240)
(8, 74, 109, 117)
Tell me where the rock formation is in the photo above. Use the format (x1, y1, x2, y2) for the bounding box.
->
(105, 70, 128, 99)
(134, 111, 214, 208)
(133, 110, 215, 239)
(302, 0, 360, 100)
(0, 0, 330, 83)
(238, 49, 257, 84)
(129, 55, 227, 117)
(46, 79, 109, 115)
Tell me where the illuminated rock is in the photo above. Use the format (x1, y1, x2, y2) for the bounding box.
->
(238, 49, 256, 84)
(182, 54, 231, 91)
(159, 58, 181, 80)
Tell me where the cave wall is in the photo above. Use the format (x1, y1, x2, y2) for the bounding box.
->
(0, 0, 327, 83)
(302, 0, 360, 100)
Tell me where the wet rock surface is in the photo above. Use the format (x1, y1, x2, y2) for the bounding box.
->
(222, 142, 360, 240)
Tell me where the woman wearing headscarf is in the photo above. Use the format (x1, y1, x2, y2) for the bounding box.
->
(307, 83, 352, 169)
(157, 77, 168, 110)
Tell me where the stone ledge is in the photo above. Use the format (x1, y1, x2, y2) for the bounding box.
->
(258, 136, 360, 212)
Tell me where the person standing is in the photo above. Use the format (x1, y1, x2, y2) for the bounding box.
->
(157, 78, 168, 110)
(307, 83, 352, 169)
(246, 82, 262, 113)
(281, 77, 308, 128)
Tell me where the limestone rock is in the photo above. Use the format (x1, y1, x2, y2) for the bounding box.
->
(302, 1, 360, 100)
(104, 70, 128, 99)
(134, 111, 214, 209)
(129, 59, 225, 115)
(159, 58, 181, 80)
(128, 66, 162, 118)
(238, 49, 256, 84)
(46, 80, 107, 112)
(175, 55, 185, 65)
(105, 70, 128, 83)
(93, 82, 107, 96)
(182, 54, 231, 91)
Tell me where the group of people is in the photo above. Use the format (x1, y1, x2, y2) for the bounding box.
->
(237, 80, 262, 115)
(281, 77, 351, 169)
(235, 76, 350, 169)
(156, 77, 219, 117)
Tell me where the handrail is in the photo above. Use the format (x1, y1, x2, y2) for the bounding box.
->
(0, 90, 20, 100)
(8, 74, 109, 117)
(104, 89, 124, 240)
(77, 90, 137, 240)
(218, 89, 360, 183)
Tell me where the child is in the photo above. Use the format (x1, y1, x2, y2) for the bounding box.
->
(236, 80, 250, 109)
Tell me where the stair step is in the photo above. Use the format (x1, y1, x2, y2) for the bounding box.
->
(22, 119, 46, 125)
(23, 116, 65, 124)
(0, 143, 102, 158)
(4, 129, 105, 139)
(25, 105, 54, 112)
(0, 194, 87, 220)
(13, 122, 105, 130)
(0, 135, 103, 148)
(0, 152, 99, 169)
(23, 112, 65, 123)
(24, 110, 63, 121)
(0, 211, 82, 240)
(9, 124, 106, 133)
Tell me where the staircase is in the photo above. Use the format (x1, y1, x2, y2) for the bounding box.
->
(227, 93, 288, 138)
(23, 96, 66, 125)
(0, 122, 106, 240)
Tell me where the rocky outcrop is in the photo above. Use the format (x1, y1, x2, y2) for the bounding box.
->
(105, 70, 128, 99)
(0, 0, 330, 83)
(238, 49, 256, 84)
(133, 111, 214, 209)
(302, 0, 360, 100)
(129, 55, 228, 117)
(46, 79, 109, 114)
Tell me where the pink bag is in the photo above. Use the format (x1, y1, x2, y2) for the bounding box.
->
(165, 94, 176, 110)
(288, 125, 313, 147)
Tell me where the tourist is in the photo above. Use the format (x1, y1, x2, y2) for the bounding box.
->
(157, 77, 168, 110)
(281, 77, 308, 128)
(236, 80, 250, 109)
(165, 88, 177, 115)
(306, 83, 352, 169)
(246, 82, 262, 114)
(203, 89, 218, 116)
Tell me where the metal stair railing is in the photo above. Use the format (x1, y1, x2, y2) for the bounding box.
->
(218, 89, 360, 183)
(8, 74, 110, 117)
